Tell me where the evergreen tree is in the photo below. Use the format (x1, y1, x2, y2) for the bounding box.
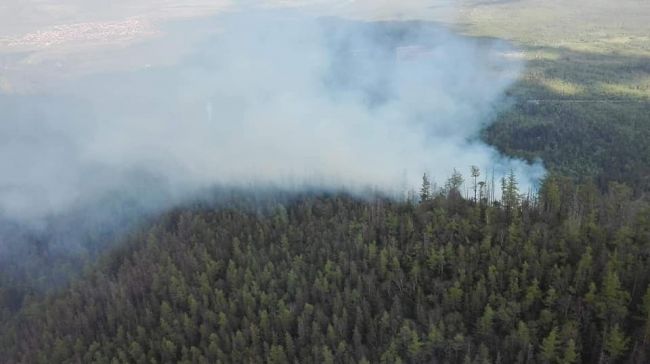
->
(420, 173, 432, 202)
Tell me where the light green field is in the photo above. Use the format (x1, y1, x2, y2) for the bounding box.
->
(457, 0, 650, 100)
(452, 0, 650, 190)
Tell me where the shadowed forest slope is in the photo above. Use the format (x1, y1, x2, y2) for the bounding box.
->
(458, 0, 650, 192)
(485, 47, 650, 191)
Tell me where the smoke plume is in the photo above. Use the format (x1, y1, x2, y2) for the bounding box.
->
(0, 10, 544, 231)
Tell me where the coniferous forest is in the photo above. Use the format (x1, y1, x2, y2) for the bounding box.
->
(1, 174, 649, 363)
(1, 2, 650, 364)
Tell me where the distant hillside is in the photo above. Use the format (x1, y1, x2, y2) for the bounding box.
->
(455, 0, 650, 191)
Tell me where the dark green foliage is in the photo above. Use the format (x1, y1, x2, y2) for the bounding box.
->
(485, 64, 650, 193)
(1, 181, 648, 363)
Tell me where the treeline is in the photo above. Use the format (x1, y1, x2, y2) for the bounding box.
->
(1, 173, 648, 364)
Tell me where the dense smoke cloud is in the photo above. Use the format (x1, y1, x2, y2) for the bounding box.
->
(0, 11, 544, 227)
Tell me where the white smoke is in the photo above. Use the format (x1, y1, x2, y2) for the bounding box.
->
(0, 10, 544, 226)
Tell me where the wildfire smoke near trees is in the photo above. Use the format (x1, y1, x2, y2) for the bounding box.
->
(2, 171, 649, 363)
(0, 1, 649, 363)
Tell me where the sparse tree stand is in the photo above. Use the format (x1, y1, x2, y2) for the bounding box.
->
(445, 169, 464, 199)
(478, 181, 486, 202)
(501, 170, 519, 221)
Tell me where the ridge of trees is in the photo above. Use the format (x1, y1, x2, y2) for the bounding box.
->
(1, 170, 649, 363)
